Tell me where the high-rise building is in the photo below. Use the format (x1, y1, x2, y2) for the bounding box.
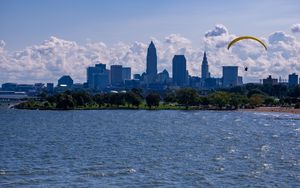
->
(263, 75, 278, 85)
(111, 65, 123, 86)
(201, 52, 210, 80)
(122, 67, 131, 81)
(172, 55, 187, 87)
(222, 66, 238, 87)
(146, 41, 157, 83)
(58, 75, 73, 87)
(288, 73, 298, 86)
(87, 63, 109, 90)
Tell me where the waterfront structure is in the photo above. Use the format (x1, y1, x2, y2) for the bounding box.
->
(58, 75, 73, 87)
(263, 75, 278, 85)
(172, 55, 187, 87)
(222, 66, 238, 87)
(111, 65, 123, 86)
(288, 73, 298, 86)
(201, 52, 210, 80)
(146, 41, 157, 83)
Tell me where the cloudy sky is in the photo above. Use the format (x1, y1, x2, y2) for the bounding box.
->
(1, 0, 300, 84)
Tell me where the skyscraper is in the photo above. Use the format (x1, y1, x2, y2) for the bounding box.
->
(201, 51, 210, 80)
(111, 65, 123, 86)
(222, 66, 238, 87)
(288, 73, 298, 86)
(172, 55, 187, 87)
(87, 63, 109, 90)
(146, 41, 157, 83)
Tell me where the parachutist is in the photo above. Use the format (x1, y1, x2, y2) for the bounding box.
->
(245, 67, 248, 71)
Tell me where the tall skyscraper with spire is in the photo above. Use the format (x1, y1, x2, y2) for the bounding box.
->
(146, 41, 157, 83)
(201, 51, 210, 80)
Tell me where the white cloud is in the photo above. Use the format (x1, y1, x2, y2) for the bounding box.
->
(291, 23, 300, 33)
(205, 24, 228, 37)
(0, 24, 300, 84)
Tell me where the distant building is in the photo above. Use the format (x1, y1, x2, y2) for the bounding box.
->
(16, 84, 35, 93)
(288, 73, 298, 86)
(157, 69, 170, 84)
(133, 74, 141, 80)
(238, 76, 243, 86)
(201, 52, 210, 80)
(124, 79, 140, 89)
(146, 41, 157, 83)
(205, 77, 221, 89)
(189, 76, 202, 88)
(58, 75, 73, 87)
(222, 66, 238, 87)
(172, 55, 187, 87)
(46, 83, 54, 94)
(111, 65, 123, 86)
(122, 67, 131, 81)
(1, 83, 17, 91)
(87, 63, 110, 90)
(34, 83, 44, 93)
(263, 75, 278, 85)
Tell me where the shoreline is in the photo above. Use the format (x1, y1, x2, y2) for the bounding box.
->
(11, 105, 300, 114)
(240, 107, 300, 114)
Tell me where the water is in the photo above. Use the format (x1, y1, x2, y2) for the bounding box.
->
(0, 109, 299, 187)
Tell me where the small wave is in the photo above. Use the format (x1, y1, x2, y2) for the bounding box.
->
(261, 145, 270, 152)
(0, 170, 6, 175)
(128, 168, 136, 173)
(262, 163, 272, 170)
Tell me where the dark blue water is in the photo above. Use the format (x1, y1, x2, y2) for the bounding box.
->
(0, 109, 299, 187)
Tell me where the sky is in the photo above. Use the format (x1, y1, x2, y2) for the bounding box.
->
(0, 0, 300, 83)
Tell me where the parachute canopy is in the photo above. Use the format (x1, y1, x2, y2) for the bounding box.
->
(227, 36, 267, 50)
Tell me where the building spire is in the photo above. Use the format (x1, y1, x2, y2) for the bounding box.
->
(201, 51, 210, 79)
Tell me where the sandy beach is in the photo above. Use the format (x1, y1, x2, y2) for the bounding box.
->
(241, 107, 300, 114)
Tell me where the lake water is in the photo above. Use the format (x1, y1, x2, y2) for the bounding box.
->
(0, 109, 299, 187)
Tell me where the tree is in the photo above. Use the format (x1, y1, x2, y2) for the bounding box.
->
(146, 93, 160, 109)
(109, 93, 125, 107)
(56, 94, 75, 110)
(209, 91, 230, 109)
(229, 93, 248, 109)
(249, 94, 264, 107)
(164, 91, 177, 103)
(125, 92, 142, 108)
(94, 94, 105, 107)
(247, 89, 265, 98)
(176, 88, 199, 109)
(198, 96, 210, 107)
(72, 91, 93, 107)
(288, 86, 300, 98)
(264, 97, 275, 106)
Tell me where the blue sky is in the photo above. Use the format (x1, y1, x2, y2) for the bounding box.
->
(1, 0, 300, 50)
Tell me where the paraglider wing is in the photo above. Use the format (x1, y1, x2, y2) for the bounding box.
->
(227, 36, 267, 50)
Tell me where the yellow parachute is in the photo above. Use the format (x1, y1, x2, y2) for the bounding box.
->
(227, 36, 267, 50)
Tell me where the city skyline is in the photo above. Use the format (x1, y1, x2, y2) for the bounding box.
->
(1, 1, 300, 84)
